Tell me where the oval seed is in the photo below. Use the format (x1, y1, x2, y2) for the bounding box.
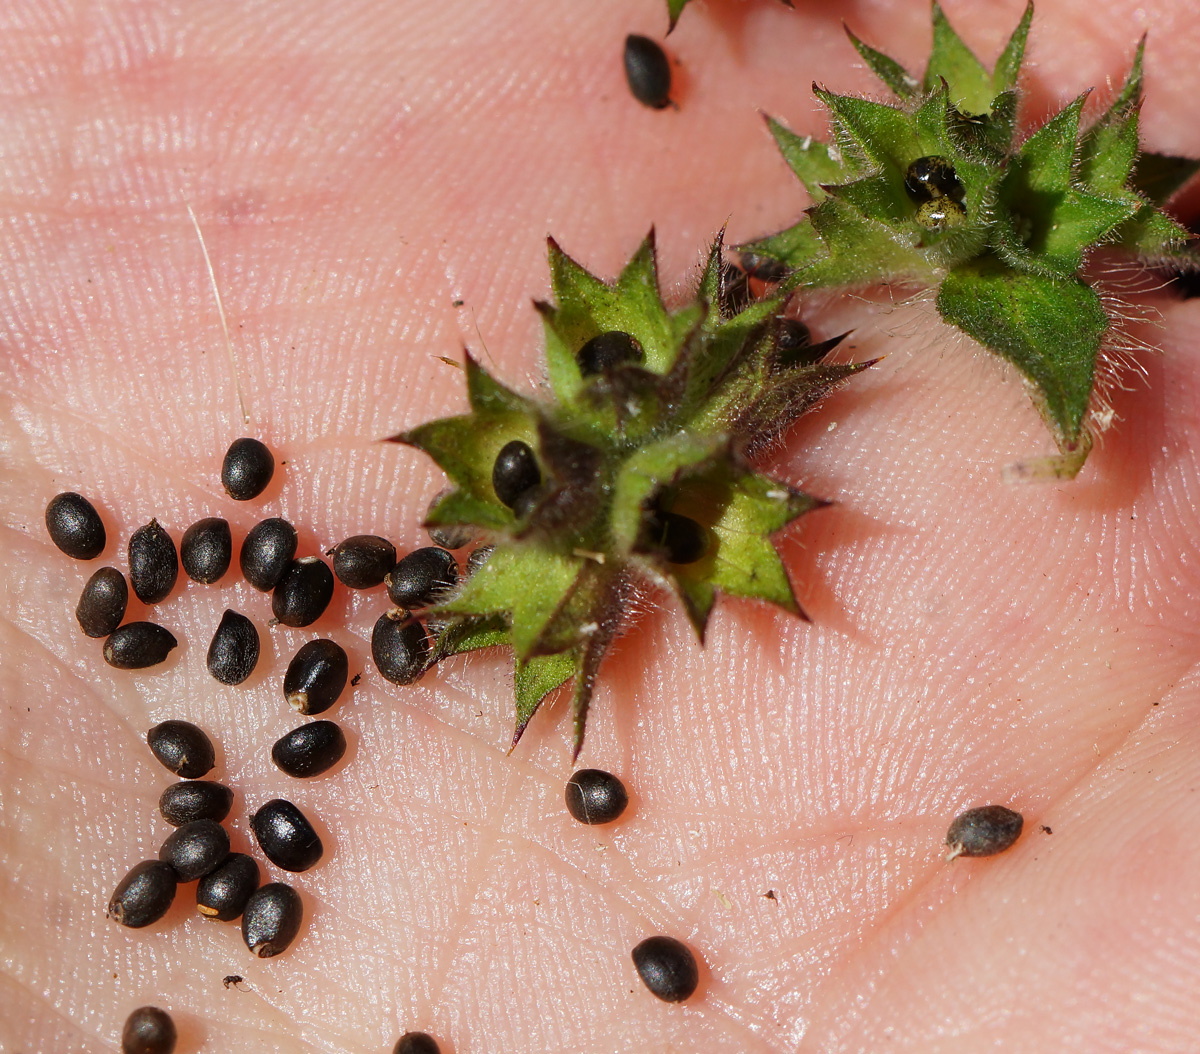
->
(904, 154, 965, 203)
(206, 609, 260, 686)
(372, 613, 431, 686)
(624, 34, 672, 110)
(240, 517, 298, 591)
(945, 805, 1024, 860)
(196, 852, 259, 921)
(916, 197, 967, 230)
(251, 798, 324, 872)
(221, 437, 275, 501)
(631, 935, 700, 1002)
(577, 330, 644, 376)
(241, 882, 303, 958)
(45, 491, 106, 560)
(180, 517, 232, 584)
(644, 508, 708, 564)
(385, 547, 458, 609)
(565, 768, 629, 825)
(76, 566, 128, 638)
(425, 488, 478, 551)
(121, 1005, 177, 1054)
(492, 440, 541, 509)
(283, 638, 349, 715)
(128, 520, 178, 604)
(158, 780, 234, 827)
(272, 556, 335, 627)
(774, 317, 817, 368)
(146, 720, 215, 779)
(104, 622, 178, 670)
(158, 818, 230, 881)
(107, 860, 177, 928)
(393, 1033, 441, 1054)
(718, 263, 752, 318)
(271, 720, 347, 778)
(332, 534, 397, 589)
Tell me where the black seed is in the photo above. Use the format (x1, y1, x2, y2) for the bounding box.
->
(146, 720, 215, 779)
(945, 805, 1024, 859)
(492, 440, 541, 509)
(121, 1005, 176, 1054)
(76, 566, 128, 638)
(180, 517, 232, 584)
(332, 534, 397, 589)
(393, 1032, 441, 1054)
(206, 609, 260, 686)
(272, 557, 335, 627)
(644, 509, 708, 565)
(632, 935, 699, 1002)
(221, 437, 275, 501)
(242, 882, 303, 958)
(158, 818, 230, 881)
(251, 798, 323, 872)
(240, 517, 298, 591)
(107, 860, 177, 928)
(45, 491, 106, 560)
(576, 330, 644, 376)
(271, 720, 347, 778)
(128, 520, 178, 604)
(465, 545, 494, 576)
(737, 251, 789, 282)
(386, 547, 459, 609)
(283, 638, 349, 715)
(718, 263, 752, 317)
(904, 154, 965, 203)
(624, 34, 672, 110)
(565, 768, 629, 825)
(104, 622, 178, 670)
(426, 488, 478, 550)
(372, 613, 431, 686)
(196, 852, 259, 921)
(774, 317, 819, 368)
(158, 780, 234, 827)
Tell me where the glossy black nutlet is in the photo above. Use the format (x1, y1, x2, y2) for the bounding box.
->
(632, 935, 700, 1002)
(565, 769, 629, 825)
(272, 556, 335, 627)
(386, 547, 459, 609)
(207, 609, 260, 686)
(128, 520, 178, 604)
(492, 440, 541, 509)
(945, 805, 1024, 859)
(107, 860, 177, 928)
(623, 34, 672, 110)
(242, 882, 303, 958)
(425, 488, 478, 551)
(904, 154, 965, 204)
(159, 780, 234, 827)
(45, 491, 106, 560)
(221, 437, 275, 501)
(774, 317, 819, 369)
(196, 852, 260, 921)
(180, 517, 232, 584)
(283, 638, 348, 715)
(251, 798, 324, 872)
(240, 517, 298, 591)
(332, 534, 397, 589)
(76, 566, 128, 638)
(644, 509, 708, 565)
(104, 622, 178, 670)
(121, 1005, 177, 1054)
(393, 1032, 441, 1054)
(147, 720, 216, 779)
(576, 330, 645, 376)
(158, 818, 230, 881)
(271, 720, 347, 778)
(372, 613, 431, 686)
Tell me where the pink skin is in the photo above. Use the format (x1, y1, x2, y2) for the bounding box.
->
(2, 0, 1199, 1050)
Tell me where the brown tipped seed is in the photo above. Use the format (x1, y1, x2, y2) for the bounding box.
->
(45, 491, 106, 559)
(283, 638, 348, 715)
(385, 547, 458, 609)
(158, 819, 229, 881)
(272, 557, 335, 627)
(104, 622, 178, 670)
(271, 720, 346, 778)
(159, 780, 233, 827)
(632, 935, 699, 1002)
(128, 520, 178, 604)
(147, 720, 215, 779)
(371, 613, 431, 686)
(221, 437, 274, 501)
(180, 517, 232, 584)
(576, 330, 644, 376)
(332, 534, 397, 589)
(121, 1005, 176, 1054)
(107, 860, 177, 928)
(393, 1032, 441, 1054)
(565, 769, 629, 825)
(196, 852, 259, 921)
(251, 798, 323, 872)
(945, 805, 1024, 860)
(624, 34, 672, 110)
(76, 566, 128, 638)
(425, 488, 478, 550)
(206, 609, 260, 686)
(241, 882, 302, 957)
(240, 517, 298, 591)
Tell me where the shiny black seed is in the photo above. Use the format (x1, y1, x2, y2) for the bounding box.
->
(76, 566, 127, 638)
(272, 557, 335, 627)
(283, 639, 348, 715)
(386, 547, 458, 609)
(425, 488, 478, 550)
(251, 798, 323, 872)
(104, 622, 178, 670)
(107, 860, 177, 928)
(644, 509, 708, 565)
(565, 769, 629, 825)
(128, 520, 178, 604)
(465, 545, 493, 576)
(624, 34, 672, 110)
(271, 720, 347, 778)
(180, 517, 232, 584)
(576, 330, 644, 376)
(221, 437, 275, 501)
(774, 317, 818, 368)
(904, 154, 964, 203)
(45, 491, 106, 560)
(393, 1032, 441, 1054)
(121, 1005, 176, 1054)
(332, 534, 397, 589)
(632, 935, 700, 1002)
(206, 609, 260, 685)
(945, 805, 1024, 859)
(146, 720, 215, 779)
(737, 251, 789, 282)
(158, 780, 233, 827)
(241, 882, 303, 958)
(492, 440, 541, 509)
(240, 517, 298, 591)
(372, 613, 431, 686)
(196, 852, 259, 921)
(158, 819, 229, 881)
